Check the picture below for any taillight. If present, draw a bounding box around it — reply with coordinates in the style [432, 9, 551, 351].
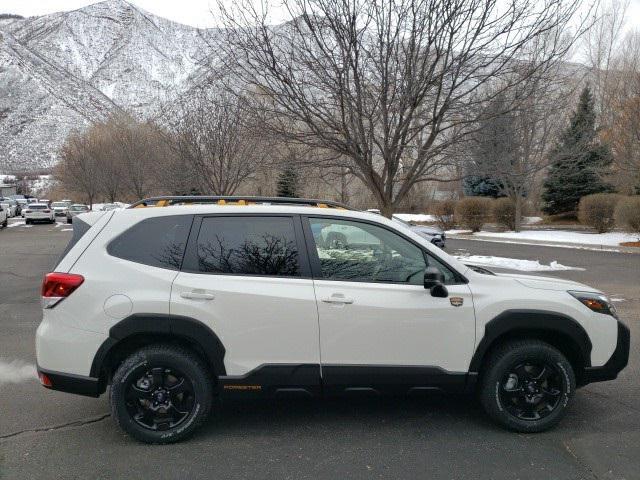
[43, 209, 51, 213]
[25, 209, 31, 214]
[41, 272, 84, 309]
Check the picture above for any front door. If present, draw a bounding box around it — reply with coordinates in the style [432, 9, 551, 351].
[304, 217, 476, 394]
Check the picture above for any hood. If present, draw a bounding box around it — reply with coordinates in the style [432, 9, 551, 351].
[497, 272, 600, 293]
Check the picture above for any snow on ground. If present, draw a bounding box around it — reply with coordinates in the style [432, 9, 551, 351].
[456, 255, 584, 271]
[395, 213, 436, 222]
[447, 229, 638, 246]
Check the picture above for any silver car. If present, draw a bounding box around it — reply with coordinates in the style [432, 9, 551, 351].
[66, 204, 90, 224]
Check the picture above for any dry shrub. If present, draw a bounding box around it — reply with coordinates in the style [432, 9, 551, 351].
[433, 199, 457, 231]
[615, 196, 640, 236]
[493, 198, 516, 231]
[455, 197, 492, 232]
[578, 193, 621, 233]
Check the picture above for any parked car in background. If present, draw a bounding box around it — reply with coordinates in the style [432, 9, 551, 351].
[366, 210, 446, 248]
[66, 204, 90, 223]
[40, 199, 51, 206]
[0, 203, 7, 228]
[0, 198, 17, 217]
[392, 216, 446, 248]
[23, 203, 55, 224]
[100, 203, 120, 212]
[51, 201, 71, 217]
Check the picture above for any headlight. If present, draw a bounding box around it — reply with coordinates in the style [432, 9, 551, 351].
[568, 291, 617, 318]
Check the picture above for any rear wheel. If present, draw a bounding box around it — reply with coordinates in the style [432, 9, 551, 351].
[110, 344, 214, 444]
[479, 340, 575, 433]
[25, 219, 31, 225]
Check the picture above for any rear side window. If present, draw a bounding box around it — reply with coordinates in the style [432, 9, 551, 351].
[107, 215, 193, 270]
[193, 216, 300, 276]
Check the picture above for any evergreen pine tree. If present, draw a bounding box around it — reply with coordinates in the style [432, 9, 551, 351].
[542, 87, 614, 215]
[276, 166, 298, 197]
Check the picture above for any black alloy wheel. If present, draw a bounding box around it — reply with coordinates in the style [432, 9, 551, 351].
[498, 361, 563, 421]
[125, 367, 195, 431]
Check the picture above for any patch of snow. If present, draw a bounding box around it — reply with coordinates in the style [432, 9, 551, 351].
[61, 228, 73, 231]
[473, 230, 637, 246]
[395, 213, 436, 223]
[524, 216, 543, 224]
[7, 221, 24, 228]
[456, 255, 584, 271]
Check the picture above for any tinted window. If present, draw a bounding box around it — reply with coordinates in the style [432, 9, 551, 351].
[195, 216, 300, 276]
[107, 215, 192, 270]
[309, 218, 426, 284]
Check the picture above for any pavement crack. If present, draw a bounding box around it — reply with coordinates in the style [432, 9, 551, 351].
[0, 413, 110, 441]
[562, 439, 600, 480]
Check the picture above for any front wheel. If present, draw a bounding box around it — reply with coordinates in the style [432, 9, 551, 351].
[479, 340, 575, 433]
[110, 344, 214, 444]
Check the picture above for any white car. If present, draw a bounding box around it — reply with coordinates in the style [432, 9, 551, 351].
[23, 203, 55, 224]
[51, 201, 71, 217]
[0, 203, 7, 228]
[1, 198, 18, 217]
[36, 196, 629, 444]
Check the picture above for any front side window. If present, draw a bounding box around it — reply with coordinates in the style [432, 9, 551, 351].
[309, 218, 427, 284]
[195, 216, 300, 276]
[107, 215, 192, 270]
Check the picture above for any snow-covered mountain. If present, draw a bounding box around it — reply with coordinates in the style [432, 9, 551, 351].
[0, 0, 220, 172]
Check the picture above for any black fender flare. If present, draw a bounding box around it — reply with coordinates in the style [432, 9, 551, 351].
[468, 309, 592, 373]
[90, 314, 226, 379]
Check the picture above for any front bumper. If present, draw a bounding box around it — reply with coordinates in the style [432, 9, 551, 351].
[580, 320, 630, 385]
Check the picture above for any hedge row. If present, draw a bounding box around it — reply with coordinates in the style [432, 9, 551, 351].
[578, 194, 640, 234]
[430, 194, 640, 234]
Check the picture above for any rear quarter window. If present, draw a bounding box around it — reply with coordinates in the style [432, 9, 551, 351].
[107, 215, 193, 270]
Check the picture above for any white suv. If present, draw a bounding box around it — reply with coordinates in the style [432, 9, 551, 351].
[36, 196, 629, 444]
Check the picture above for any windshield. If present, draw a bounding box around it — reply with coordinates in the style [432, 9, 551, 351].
[29, 205, 47, 210]
[52, 202, 67, 207]
[70, 205, 87, 211]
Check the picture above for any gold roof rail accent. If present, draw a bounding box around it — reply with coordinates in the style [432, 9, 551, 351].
[128, 196, 353, 210]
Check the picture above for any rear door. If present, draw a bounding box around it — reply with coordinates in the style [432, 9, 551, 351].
[170, 214, 321, 396]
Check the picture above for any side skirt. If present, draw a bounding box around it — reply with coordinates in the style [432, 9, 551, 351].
[218, 364, 473, 399]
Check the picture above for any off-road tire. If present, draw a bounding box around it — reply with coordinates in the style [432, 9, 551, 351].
[110, 344, 214, 444]
[479, 340, 575, 433]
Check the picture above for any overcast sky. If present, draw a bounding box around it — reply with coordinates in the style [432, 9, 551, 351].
[2, 0, 640, 31]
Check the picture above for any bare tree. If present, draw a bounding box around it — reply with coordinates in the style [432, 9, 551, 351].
[465, 57, 570, 231]
[583, 0, 629, 124]
[214, 0, 588, 216]
[57, 132, 101, 208]
[168, 90, 262, 195]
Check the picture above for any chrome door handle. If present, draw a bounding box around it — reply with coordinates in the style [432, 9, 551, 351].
[180, 291, 215, 300]
[321, 295, 354, 305]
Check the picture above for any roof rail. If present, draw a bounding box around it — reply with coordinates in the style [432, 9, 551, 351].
[128, 196, 353, 210]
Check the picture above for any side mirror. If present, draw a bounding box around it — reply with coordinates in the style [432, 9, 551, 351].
[424, 267, 445, 289]
[424, 267, 448, 298]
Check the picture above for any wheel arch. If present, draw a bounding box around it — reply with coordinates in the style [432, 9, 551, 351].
[469, 310, 592, 379]
[91, 314, 226, 393]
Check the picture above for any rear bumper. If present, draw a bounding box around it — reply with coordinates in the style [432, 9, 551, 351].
[580, 320, 630, 385]
[37, 367, 102, 397]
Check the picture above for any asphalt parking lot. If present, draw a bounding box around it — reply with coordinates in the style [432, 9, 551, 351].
[0, 219, 638, 479]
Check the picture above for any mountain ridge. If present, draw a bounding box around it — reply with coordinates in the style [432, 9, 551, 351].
[0, 0, 219, 172]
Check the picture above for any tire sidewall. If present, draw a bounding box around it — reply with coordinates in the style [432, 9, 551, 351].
[482, 343, 575, 432]
[110, 347, 212, 443]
